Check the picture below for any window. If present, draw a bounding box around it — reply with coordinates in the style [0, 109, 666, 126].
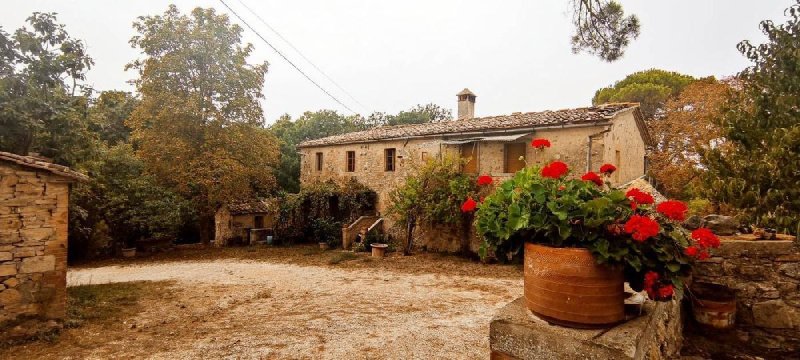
[461, 143, 478, 174]
[504, 143, 526, 173]
[346, 151, 356, 172]
[315, 152, 323, 171]
[254, 215, 264, 229]
[385, 148, 396, 171]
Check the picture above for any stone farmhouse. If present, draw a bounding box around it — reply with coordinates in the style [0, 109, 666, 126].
[0, 152, 86, 330]
[298, 89, 653, 251]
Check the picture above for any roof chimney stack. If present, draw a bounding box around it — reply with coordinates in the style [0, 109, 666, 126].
[456, 88, 476, 119]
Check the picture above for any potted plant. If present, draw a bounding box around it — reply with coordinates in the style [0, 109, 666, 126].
[311, 217, 341, 250]
[471, 138, 721, 327]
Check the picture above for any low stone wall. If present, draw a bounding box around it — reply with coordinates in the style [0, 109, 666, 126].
[490, 297, 683, 359]
[693, 237, 800, 353]
[1, 164, 70, 328]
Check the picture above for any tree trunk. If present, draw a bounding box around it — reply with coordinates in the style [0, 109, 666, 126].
[404, 215, 416, 256]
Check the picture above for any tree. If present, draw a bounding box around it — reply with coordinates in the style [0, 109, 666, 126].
[126, 5, 280, 243]
[365, 103, 452, 127]
[570, 0, 641, 62]
[0, 12, 96, 166]
[648, 78, 728, 199]
[702, 1, 800, 234]
[593, 69, 696, 119]
[88, 90, 138, 145]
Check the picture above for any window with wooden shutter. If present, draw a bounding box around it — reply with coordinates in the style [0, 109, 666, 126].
[346, 151, 355, 172]
[315, 152, 323, 171]
[385, 148, 396, 171]
[461, 143, 478, 174]
[504, 143, 526, 173]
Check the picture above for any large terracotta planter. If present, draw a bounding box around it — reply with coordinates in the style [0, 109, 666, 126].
[690, 282, 736, 330]
[524, 243, 625, 327]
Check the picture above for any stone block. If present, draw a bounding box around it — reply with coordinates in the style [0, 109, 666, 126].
[752, 299, 800, 329]
[13, 247, 38, 258]
[0, 288, 21, 305]
[0, 231, 20, 244]
[19, 227, 53, 242]
[0, 263, 17, 276]
[0, 252, 11, 261]
[715, 240, 796, 258]
[489, 297, 682, 360]
[3, 277, 19, 288]
[19, 255, 55, 274]
[779, 263, 800, 280]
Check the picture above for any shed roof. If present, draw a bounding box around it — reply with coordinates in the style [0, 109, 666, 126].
[0, 151, 88, 181]
[298, 103, 647, 148]
[226, 199, 273, 215]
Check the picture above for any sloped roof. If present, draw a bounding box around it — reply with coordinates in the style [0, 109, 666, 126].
[227, 199, 273, 215]
[298, 103, 642, 148]
[0, 151, 88, 181]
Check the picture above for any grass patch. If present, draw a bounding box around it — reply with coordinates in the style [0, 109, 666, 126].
[327, 252, 360, 265]
[67, 281, 173, 327]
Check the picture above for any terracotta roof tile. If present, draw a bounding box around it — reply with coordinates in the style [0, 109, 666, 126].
[0, 151, 88, 181]
[298, 103, 639, 147]
[227, 199, 274, 215]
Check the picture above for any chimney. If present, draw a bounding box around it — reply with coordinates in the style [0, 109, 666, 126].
[456, 88, 476, 119]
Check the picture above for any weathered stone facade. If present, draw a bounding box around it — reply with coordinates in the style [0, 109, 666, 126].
[214, 200, 277, 246]
[298, 98, 650, 252]
[693, 237, 800, 353]
[0, 152, 85, 329]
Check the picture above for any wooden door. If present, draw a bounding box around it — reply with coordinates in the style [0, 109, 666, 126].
[461, 143, 478, 174]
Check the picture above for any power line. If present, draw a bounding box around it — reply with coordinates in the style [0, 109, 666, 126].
[234, 0, 370, 113]
[218, 0, 358, 114]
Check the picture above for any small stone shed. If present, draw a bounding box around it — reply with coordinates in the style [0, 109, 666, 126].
[214, 199, 278, 246]
[0, 152, 87, 327]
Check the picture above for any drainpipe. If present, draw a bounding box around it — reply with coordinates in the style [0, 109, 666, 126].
[586, 128, 611, 172]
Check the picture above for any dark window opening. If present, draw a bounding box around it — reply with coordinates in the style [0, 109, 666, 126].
[346, 151, 356, 172]
[385, 148, 396, 172]
[315, 152, 323, 171]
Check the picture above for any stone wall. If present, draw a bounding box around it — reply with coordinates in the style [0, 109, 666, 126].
[693, 238, 800, 353]
[0, 162, 70, 327]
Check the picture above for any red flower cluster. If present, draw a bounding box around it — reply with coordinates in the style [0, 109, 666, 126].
[643, 271, 673, 300]
[599, 163, 616, 175]
[541, 161, 568, 179]
[624, 215, 660, 242]
[683, 227, 720, 260]
[625, 188, 654, 210]
[581, 171, 603, 186]
[477, 174, 493, 186]
[531, 138, 551, 149]
[461, 197, 477, 212]
[656, 200, 689, 221]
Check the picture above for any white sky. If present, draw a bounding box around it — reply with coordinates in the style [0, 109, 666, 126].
[2, 1, 789, 124]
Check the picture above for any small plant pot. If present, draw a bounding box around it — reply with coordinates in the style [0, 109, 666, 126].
[371, 243, 388, 257]
[690, 282, 737, 330]
[121, 248, 137, 258]
[319, 242, 330, 250]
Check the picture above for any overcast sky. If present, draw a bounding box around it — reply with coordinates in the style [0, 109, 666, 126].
[1, 1, 790, 124]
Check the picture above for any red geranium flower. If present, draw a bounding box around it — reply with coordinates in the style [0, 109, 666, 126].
[691, 228, 720, 248]
[477, 174, 493, 186]
[558, 185, 566, 191]
[581, 171, 603, 186]
[599, 163, 617, 175]
[684, 246, 699, 257]
[531, 138, 551, 149]
[624, 215, 660, 242]
[643, 271, 659, 287]
[625, 188, 655, 209]
[657, 284, 674, 299]
[656, 200, 689, 222]
[697, 250, 710, 260]
[461, 197, 477, 212]
[541, 161, 568, 179]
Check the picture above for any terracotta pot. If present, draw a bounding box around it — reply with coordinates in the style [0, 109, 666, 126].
[524, 243, 625, 327]
[121, 248, 136, 258]
[319, 242, 329, 250]
[690, 282, 736, 329]
[371, 243, 388, 257]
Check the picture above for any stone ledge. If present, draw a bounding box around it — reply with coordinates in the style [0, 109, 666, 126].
[711, 239, 797, 258]
[490, 297, 682, 360]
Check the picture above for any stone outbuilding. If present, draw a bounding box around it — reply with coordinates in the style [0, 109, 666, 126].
[214, 199, 278, 246]
[297, 89, 653, 252]
[0, 152, 87, 328]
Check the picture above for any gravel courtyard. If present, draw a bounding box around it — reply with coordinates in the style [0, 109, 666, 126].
[6, 247, 522, 359]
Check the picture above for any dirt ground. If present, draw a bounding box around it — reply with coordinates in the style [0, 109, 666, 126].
[3, 246, 523, 359]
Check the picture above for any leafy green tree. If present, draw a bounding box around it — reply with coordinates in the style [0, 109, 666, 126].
[365, 103, 451, 127]
[570, 0, 640, 62]
[89, 91, 138, 145]
[0, 12, 96, 166]
[127, 5, 280, 243]
[702, 1, 800, 234]
[593, 69, 696, 119]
